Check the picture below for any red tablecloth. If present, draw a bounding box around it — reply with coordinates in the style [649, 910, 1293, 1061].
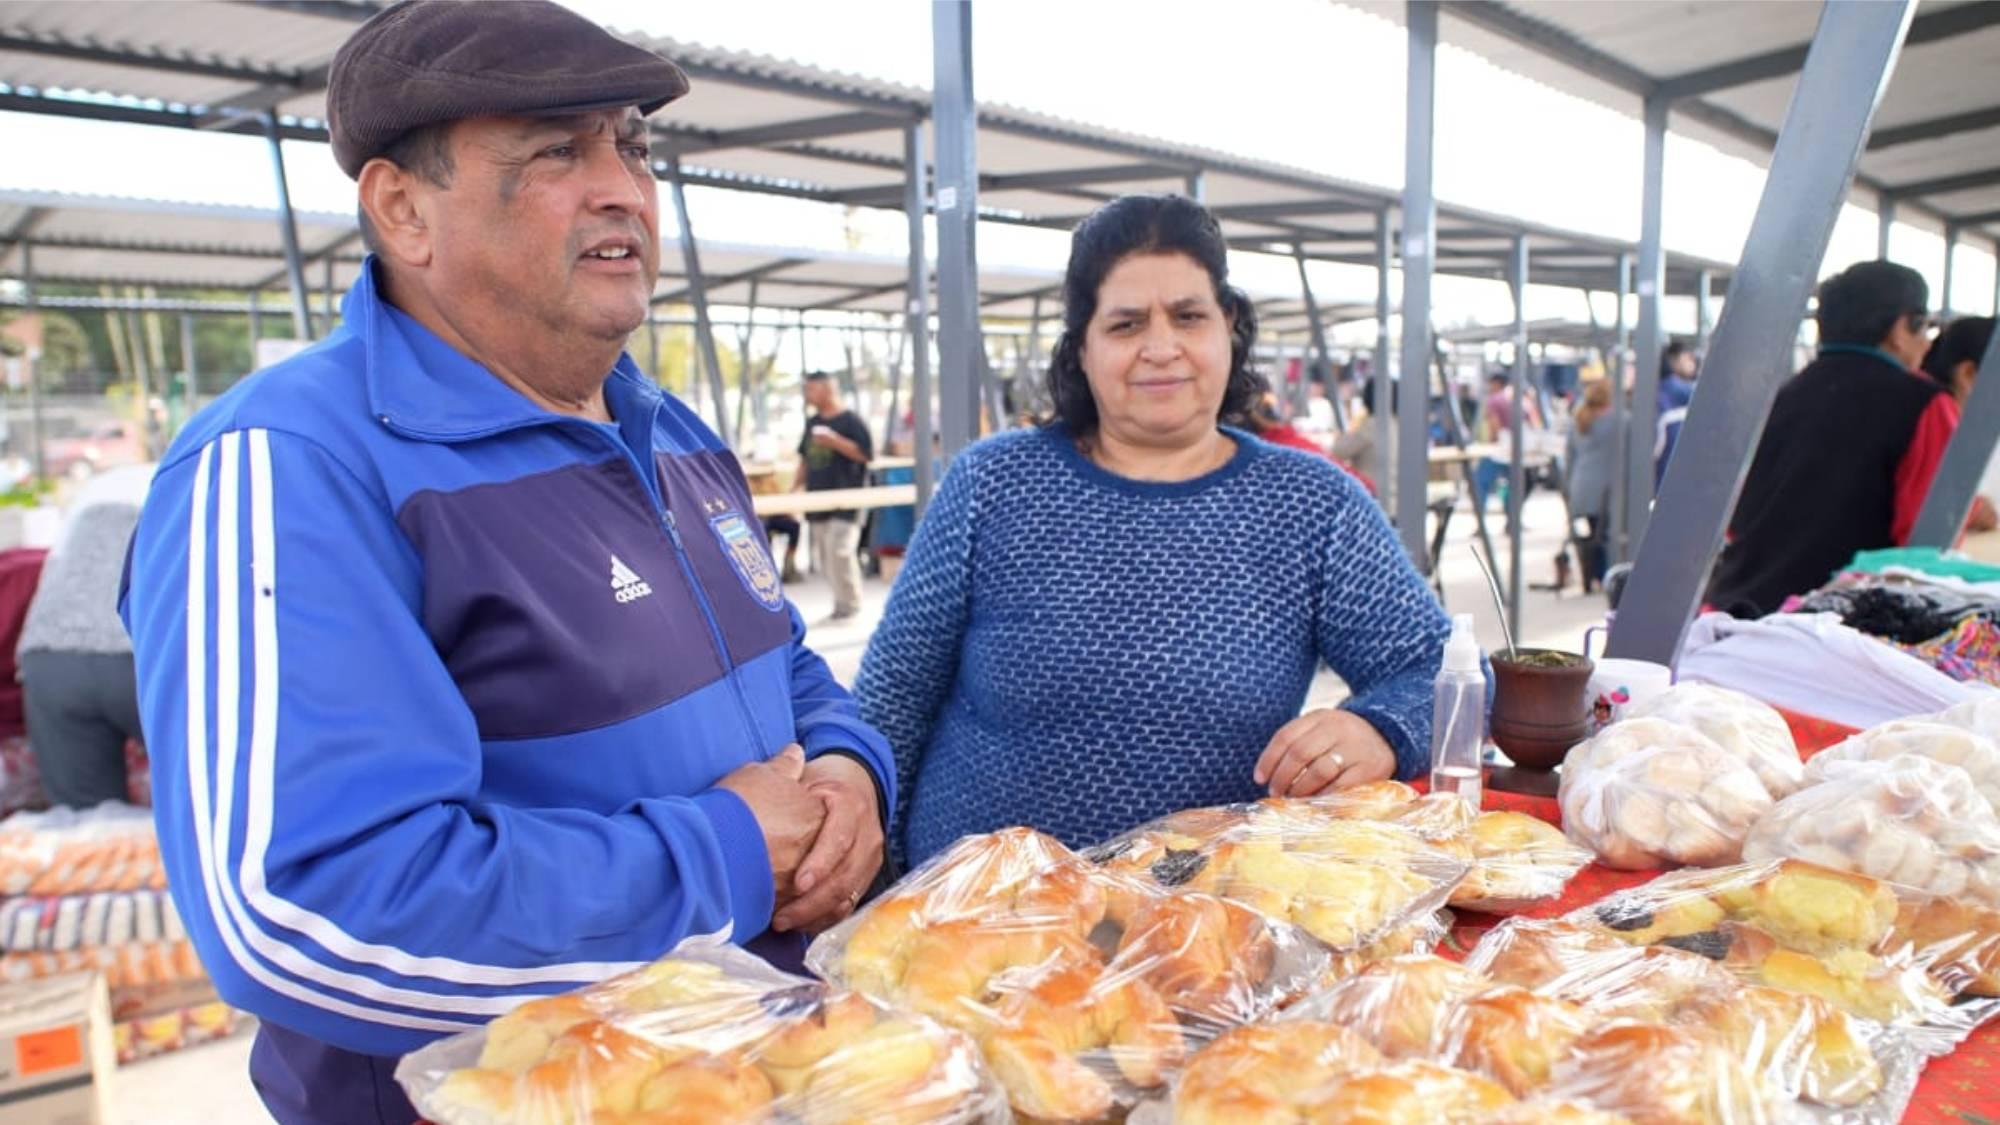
[1441, 708, 1997, 1123]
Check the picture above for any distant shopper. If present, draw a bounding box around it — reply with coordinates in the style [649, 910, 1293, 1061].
[19, 464, 151, 808]
[1653, 340, 1698, 488]
[795, 371, 874, 620]
[1707, 261, 1956, 617]
[1922, 317, 1998, 532]
[1564, 380, 1617, 593]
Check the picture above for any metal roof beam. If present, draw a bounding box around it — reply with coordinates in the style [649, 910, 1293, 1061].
[1435, 0, 1653, 95]
[808, 279, 910, 311]
[830, 161, 1185, 206]
[1945, 208, 2000, 230]
[671, 58, 925, 117]
[651, 257, 812, 306]
[247, 228, 364, 289]
[0, 31, 313, 86]
[1205, 199, 1378, 223]
[1870, 104, 2000, 150]
[0, 233, 306, 260]
[658, 111, 915, 156]
[1887, 166, 2000, 200]
[1657, 2, 2000, 102]
[224, 0, 379, 21]
[0, 90, 325, 141]
[196, 62, 334, 128]
[981, 283, 1062, 308]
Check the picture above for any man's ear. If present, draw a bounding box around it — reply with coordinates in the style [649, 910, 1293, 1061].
[357, 160, 434, 268]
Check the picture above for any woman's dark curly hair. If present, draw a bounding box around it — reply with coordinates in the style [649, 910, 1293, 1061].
[1045, 194, 1261, 436]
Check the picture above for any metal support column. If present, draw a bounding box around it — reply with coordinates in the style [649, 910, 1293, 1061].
[1396, 0, 1440, 567]
[1185, 170, 1206, 203]
[1628, 96, 1669, 554]
[1878, 198, 1896, 260]
[1909, 324, 2000, 546]
[932, 0, 981, 461]
[261, 113, 314, 340]
[1293, 246, 1344, 431]
[20, 241, 43, 481]
[1374, 205, 1397, 512]
[1942, 226, 1958, 315]
[664, 159, 733, 439]
[1506, 235, 1529, 643]
[904, 122, 936, 515]
[1609, 254, 1633, 562]
[1608, 0, 1916, 664]
[180, 312, 197, 408]
[1696, 270, 1715, 356]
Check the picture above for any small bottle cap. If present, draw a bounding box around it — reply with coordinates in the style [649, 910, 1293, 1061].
[1443, 613, 1482, 673]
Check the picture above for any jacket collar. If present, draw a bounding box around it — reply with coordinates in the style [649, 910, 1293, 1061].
[350, 256, 662, 442]
[1817, 342, 1911, 374]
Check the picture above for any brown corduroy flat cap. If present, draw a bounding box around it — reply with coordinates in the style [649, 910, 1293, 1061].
[326, 0, 690, 179]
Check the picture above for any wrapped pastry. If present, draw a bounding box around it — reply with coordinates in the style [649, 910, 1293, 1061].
[1451, 809, 1593, 914]
[1288, 1060, 1514, 1124]
[1885, 896, 2000, 997]
[1539, 944, 1737, 1025]
[1559, 719, 1774, 869]
[1929, 693, 2000, 741]
[1168, 1021, 1383, 1125]
[1434, 985, 1592, 1095]
[1622, 683, 1803, 798]
[1464, 917, 1632, 990]
[1671, 982, 1882, 1108]
[1479, 1102, 1637, 1125]
[808, 828, 1327, 1120]
[1305, 954, 1490, 1059]
[1083, 802, 1468, 952]
[397, 939, 1003, 1125]
[1804, 718, 2000, 816]
[1742, 755, 2000, 908]
[1320, 909, 1454, 984]
[1544, 1023, 1771, 1125]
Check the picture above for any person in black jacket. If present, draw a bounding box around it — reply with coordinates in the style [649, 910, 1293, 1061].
[1706, 261, 1955, 618]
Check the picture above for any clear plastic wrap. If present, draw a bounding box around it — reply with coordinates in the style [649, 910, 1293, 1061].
[1742, 755, 2000, 908]
[0, 804, 165, 896]
[1390, 795, 1595, 914]
[1131, 1045, 1517, 1125]
[1622, 683, 1805, 798]
[1802, 718, 2000, 817]
[1291, 954, 1491, 1059]
[1542, 1023, 1774, 1125]
[396, 936, 1006, 1125]
[1080, 798, 1470, 951]
[1558, 718, 1775, 870]
[805, 828, 1329, 1122]
[1433, 984, 1594, 1096]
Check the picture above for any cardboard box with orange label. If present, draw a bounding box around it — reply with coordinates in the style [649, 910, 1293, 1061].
[0, 972, 112, 1125]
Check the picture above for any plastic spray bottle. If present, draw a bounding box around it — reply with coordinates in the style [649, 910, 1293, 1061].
[1430, 613, 1486, 806]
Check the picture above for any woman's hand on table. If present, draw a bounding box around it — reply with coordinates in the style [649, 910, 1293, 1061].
[1254, 709, 1397, 797]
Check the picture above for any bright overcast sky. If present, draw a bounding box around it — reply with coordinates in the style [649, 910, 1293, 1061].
[0, 0, 1992, 332]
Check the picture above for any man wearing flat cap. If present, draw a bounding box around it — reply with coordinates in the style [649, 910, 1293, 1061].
[119, 4, 891, 1122]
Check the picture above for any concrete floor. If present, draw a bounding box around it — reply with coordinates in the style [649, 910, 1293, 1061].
[116, 488, 1605, 1121]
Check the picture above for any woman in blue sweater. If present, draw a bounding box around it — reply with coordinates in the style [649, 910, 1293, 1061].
[856, 194, 1450, 867]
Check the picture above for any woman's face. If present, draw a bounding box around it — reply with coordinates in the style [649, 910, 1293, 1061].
[1080, 251, 1234, 449]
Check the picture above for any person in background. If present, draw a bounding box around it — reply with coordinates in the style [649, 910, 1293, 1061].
[1563, 380, 1618, 594]
[1653, 340, 1698, 488]
[1332, 378, 1391, 490]
[1233, 382, 1375, 493]
[1707, 261, 1956, 617]
[1922, 316, 1998, 532]
[19, 464, 151, 808]
[856, 194, 1448, 868]
[794, 371, 873, 621]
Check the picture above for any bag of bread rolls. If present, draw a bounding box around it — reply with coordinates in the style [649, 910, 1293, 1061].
[1623, 682, 1804, 798]
[804, 827, 1331, 1122]
[1390, 796, 1594, 914]
[1558, 718, 1774, 869]
[1806, 718, 2000, 816]
[1077, 799, 1470, 953]
[396, 935, 1007, 1125]
[1744, 755, 2000, 909]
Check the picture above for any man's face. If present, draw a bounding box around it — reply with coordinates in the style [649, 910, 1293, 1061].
[804, 378, 833, 413]
[422, 108, 659, 348]
[1883, 312, 1936, 371]
[1672, 350, 1698, 379]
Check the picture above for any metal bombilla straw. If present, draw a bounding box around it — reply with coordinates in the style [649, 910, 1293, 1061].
[1469, 543, 1517, 661]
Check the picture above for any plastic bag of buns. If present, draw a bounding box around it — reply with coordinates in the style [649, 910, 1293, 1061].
[395, 936, 1007, 1125]
[1387, 794, 1594, 914]
[1078, 796, 1471, 951]
[1537, 860, 2000, 1046]
[1623, 683, 1804, 798]
[1558, 718, 1775, 869]
[804, 828, 1330, 1122]
[1803, 718, 2000, 816]
[1743, 755, 2000, 908]
[1287, 954, 1492, 1059]
[1125, 1022, 1518, 1125]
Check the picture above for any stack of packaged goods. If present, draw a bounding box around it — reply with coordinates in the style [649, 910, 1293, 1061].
[0, 803, 240, 1064]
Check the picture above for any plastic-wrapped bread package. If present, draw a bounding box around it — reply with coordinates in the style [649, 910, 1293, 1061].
[1929, 692, 2000, 742]
[804, 828, 1329, 1122]
[1289, 954, 1492, 1059]
[1545, 860, 2000, 1047]
[0, 804, 166, 897]
[1622, 683, 1805, 798]
[1081, 798, 1470, 953]
[1388, 794, 1594, 914]
[1802, 718, 2000, 816]
[396, 936, 1006, 1125]
[1742, 755, 2000, 908]
[1127, 1023, 1515, 1125]
[1319, 908, 1454, 984]
[1432, 984, 1595, 1096]
[1541, 1023, 1774, 1125]
[1558, 719, 1775, 870]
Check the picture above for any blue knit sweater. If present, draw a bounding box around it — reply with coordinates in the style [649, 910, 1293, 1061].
[855, 424, 1450, 868]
